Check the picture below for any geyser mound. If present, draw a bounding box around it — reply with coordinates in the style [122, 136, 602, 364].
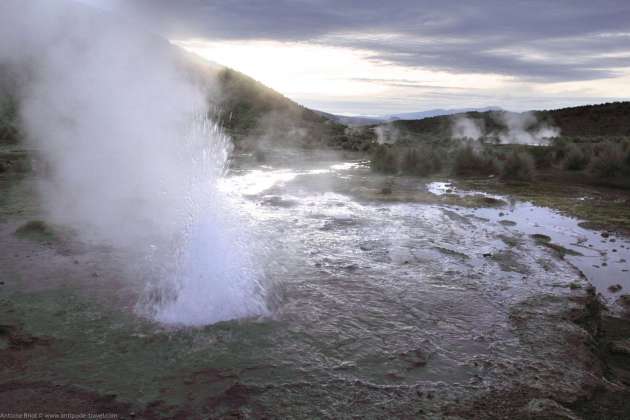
[0, 0, 268, 325]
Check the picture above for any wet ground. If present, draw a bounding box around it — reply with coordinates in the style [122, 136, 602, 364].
[1, 150, 630, 418]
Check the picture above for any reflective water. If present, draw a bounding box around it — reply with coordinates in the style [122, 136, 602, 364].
[5, 150, 626, 416]
[211, 152, 602, 388]
[429, 181, 630, 303]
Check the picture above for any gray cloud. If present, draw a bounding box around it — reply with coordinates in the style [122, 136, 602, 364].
[86, 0, 630, 83]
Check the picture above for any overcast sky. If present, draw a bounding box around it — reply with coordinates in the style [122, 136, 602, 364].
[79, 0, 630, 115]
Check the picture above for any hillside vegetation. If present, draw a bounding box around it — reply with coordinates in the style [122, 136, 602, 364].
[371, 102, 630, 145]
[209, 68, 366, 150]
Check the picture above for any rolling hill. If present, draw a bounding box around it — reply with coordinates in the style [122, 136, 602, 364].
[371, 102, 630, 145]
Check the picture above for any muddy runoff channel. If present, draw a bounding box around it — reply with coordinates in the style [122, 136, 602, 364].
[1, 150, 630, 418]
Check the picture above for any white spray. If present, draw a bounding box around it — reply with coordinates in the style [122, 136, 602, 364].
[0, 0, 267, 326]
[451, 115, 484, 140]
[497, 112, 560, 145]
[451, 112, 560, 145]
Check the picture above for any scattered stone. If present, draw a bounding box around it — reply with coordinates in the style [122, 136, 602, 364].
[400, 348, 428, 368]
[531, 233, 551, 243]
[483, 253, 492, 258]
[261, 195, 298, 208]
[569, 282, 582, 290]
[499, 220, 517, 226]
[344, 264, 358, 271]
[602, 232, 610, 238]
[609, 284, 623, 293]
[482, 197, 503, 206]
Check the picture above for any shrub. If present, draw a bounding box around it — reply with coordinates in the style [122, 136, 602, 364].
[0, 96, 21, 145]
[14, 220, 56, 242]
[589, 141, 625, 178]
[501, 151, 536, 182]
[563, 143, 590, 171]
[400, 146, 442, 176]
[452, 144, 497, 176]
[370, 144, 398, 174]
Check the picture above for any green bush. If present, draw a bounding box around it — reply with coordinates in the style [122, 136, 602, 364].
[589, 141, 626, 178]
[400, 146, 442, 176]
[452, 144, 497, 176]
[563, 143, 590, 171]
[15, 220, 56, 242]
[501, 151, 536, 181]
[370, 144, 398, 174]
[0, 96, 21, 145]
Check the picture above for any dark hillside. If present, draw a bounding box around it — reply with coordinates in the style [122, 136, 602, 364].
[375, 102, 630, 144]
[545, 102, 630, 137]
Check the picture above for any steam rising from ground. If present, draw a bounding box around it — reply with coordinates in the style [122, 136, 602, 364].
[496, 112, 560, 145]
[451, 116, 484, 141]
[374, 124, 400, 144]
[0, 0, 267, 326]
[451, 112, 560, 145]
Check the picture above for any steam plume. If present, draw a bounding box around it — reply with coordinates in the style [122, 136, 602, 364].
[0, 0, 267, 325]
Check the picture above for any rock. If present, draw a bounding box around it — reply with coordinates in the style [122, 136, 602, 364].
[602, 232, 610, 238]
[609, 284, 623, 293]
[261, 195, 298, 208]
[610, 339, 630, 355]
[400, 348, 428, 368]
[483, 253, 492, 258]
[381, 186, 392, 195]
[531, 233, 551, 243]
[521, 398, 580, 419]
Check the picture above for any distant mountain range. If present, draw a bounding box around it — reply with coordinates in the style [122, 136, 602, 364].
[318, 107, 503, 126]
[384, 107, 503, 121]
[2, 1, 630, 154]
[371, 102, 630, 145]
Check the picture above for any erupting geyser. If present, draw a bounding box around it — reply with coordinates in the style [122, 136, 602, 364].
[0, 0, 268, 325]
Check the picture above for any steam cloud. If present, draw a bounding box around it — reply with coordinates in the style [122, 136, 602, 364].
[451, 112, 560, 145]
[451, 116, 484, 140]
[0, 0, 267, 325]
[496, 111, 560, 145]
